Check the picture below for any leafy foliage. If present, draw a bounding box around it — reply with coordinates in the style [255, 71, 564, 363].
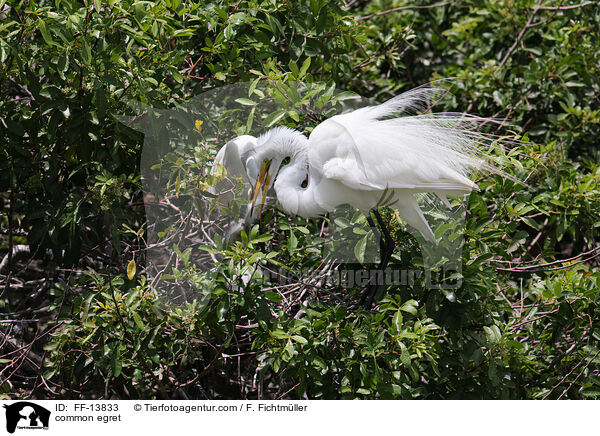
[1, 0, 600, 399]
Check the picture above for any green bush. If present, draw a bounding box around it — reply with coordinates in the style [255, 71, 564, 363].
[1, 0, 599, 399]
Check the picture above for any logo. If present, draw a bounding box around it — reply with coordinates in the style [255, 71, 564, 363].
[3, 402, 50, 434]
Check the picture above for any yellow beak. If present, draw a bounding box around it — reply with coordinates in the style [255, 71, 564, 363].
[250, 159, 272, 217]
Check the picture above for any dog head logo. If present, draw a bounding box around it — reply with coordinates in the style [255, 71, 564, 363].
[3, 402, 50, 433]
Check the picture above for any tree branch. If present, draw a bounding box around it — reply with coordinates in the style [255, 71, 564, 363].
[498, 0, 544, 69]
[539, 1, 594, 10]
[357, 2, 449, 21]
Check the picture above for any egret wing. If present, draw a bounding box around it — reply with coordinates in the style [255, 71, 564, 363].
[210, 135, 258, 239]
[212, 135, 258, 185]
[308, 86, 492, 194]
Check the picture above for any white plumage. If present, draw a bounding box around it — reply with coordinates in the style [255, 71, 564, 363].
[210, 135, 258, 239]
[212, 134, 258, 189]
[208, 84, 513, 308]
[238, 85, 502, 243]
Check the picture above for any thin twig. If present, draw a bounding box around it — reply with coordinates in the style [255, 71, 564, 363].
[538, 1, 594, 10]
[106, 268, 133, 344]
[498, 0, 544, 69]
[2, 188, 14, 299]
[557, 347, 600, 399]
[543, 347, 600, 400]
[277, 382, 300, 399]
[496, 246, 600, 272]
[356, 2, 449, 20]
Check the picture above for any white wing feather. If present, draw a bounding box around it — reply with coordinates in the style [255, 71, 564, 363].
[210, 135, 258, 239]
[212, 135, 258, 185]
[310, 87, 491, 193]
[307, 86, 501, 242]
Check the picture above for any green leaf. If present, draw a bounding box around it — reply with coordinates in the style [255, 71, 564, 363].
[132, 312, 144, 330]
[252, 233, 273, 243]
[264, 291, 283, 302]
[264, 109, 286, 127]
[310, 0, 321, 15]
[334, 217, 350, 229]
[313, 356, 327, 370]
[235, 98, 256, 106]
[291, 335, 308, 345]
[289, 60, 299, 77]
[299, 57, 311, 78]
[246, 106, 255, 132]
[37, 19, 55, 47]
[483, 325, 502, 344]
[271, 329, 288, 339]
[111, 346, 122, 378]
[399, 342, 411, 366]
[173, 29, 195, 38]
[400, 300, 418, 315]
[316, 6, 327, 34]
[82, 40, 92, 65]
[95, 86, 107, 118]
[521, 216, 541, 230]
[283, 339, 295, 360]
[354, 235, 367, 263]
[287, 230, 298, 254]
[392, 310, 403, 333]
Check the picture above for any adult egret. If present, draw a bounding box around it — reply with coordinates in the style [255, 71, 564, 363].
[217, 86, 506, 308]
[210, 135, 259, 239]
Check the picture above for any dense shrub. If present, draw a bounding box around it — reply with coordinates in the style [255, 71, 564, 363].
[1, 0, 599, 399]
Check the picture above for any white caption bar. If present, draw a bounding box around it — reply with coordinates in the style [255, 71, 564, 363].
[0, 400, 595, 435]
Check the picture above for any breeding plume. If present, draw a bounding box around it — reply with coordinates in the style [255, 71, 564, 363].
[213, 85, 505, 308]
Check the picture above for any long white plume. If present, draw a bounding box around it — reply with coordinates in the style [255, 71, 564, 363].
[332, 84, 519, 186]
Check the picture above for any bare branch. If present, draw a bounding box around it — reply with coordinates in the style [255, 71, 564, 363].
[538, 1, 594, 10]
[357, 2, 449, 21]
[498, 0, 544, 69]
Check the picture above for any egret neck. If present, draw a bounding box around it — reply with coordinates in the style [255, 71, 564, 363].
[265, 129, 325, 218]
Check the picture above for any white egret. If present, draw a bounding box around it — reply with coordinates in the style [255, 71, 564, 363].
[210, 135, 259, 239]
[216, 85, 509, 308]
[212, 135, 259, 186]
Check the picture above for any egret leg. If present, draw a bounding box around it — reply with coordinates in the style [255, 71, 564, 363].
[374, 209, 395, 266]
[359, 212, 391, 309]
[362, 209, 395, 309]
[358, 215, 382, 308]
[367, 215, 385, 258]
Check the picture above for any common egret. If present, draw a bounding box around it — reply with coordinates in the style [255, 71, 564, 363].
[210, 135, 258, 239]
[215, 85, 507, 308]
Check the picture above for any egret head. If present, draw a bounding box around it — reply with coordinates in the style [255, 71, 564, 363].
[246, 127, 302, 219]
[247, 127, 308, 219]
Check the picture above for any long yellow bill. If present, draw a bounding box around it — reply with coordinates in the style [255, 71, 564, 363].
[250, 159, 272, 217]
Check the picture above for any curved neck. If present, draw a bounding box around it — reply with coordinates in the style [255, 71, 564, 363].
[264, 130, 324, 217]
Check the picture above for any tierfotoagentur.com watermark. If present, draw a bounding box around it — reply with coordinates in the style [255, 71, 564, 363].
[122, 81, 468, 307]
